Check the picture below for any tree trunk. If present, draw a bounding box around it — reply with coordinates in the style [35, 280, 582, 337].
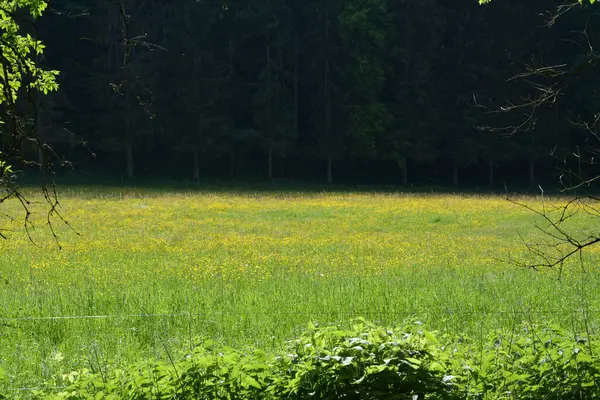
[324, 1, 333, 185]
[229, 144, 235, 178]
[194, 114, 203, 181]
[124, 81, 134, 178]
[228, 37, 235, 179]
[38, 146, 44, 172]
[324, 92, 332, 184]
[193, 147, 200, 181]
[577, 145, 582, 178]
[126, 142, 134, 178]
[399, 158, 408, 186]
[268, 143, 273, 179]
[452, 161, 459, 187]
[34, 86, 44, 173]
[37, 117, 44, 173]
[488, 158, 494, 187]
[528, 156, 535, 189]
[292, 30, 299, 139]
[266, 35, 274, 181]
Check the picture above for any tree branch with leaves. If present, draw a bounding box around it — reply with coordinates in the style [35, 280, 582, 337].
[0, 0, 70, 245]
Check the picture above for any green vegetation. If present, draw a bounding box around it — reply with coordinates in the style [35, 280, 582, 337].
[0, 0, 58, 105]
[0, 188, 599, 396]
[43, 319, 600, 399]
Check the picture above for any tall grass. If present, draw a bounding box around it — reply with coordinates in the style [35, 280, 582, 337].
[0, 188, 598, 391]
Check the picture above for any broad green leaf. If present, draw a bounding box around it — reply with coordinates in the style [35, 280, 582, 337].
[242, 376, 262, 389]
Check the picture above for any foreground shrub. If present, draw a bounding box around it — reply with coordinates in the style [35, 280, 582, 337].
[267, 320, 455, 399]
[38, 319, 600, 399]
[458, 324, 600, 399]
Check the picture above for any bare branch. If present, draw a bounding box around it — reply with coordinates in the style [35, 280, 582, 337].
[507, 193, 600, 271]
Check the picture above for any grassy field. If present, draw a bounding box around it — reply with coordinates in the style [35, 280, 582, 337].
[1, 186, 599, 392]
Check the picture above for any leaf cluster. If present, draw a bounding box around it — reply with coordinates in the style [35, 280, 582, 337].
[30, 319, 600, 399]
[0, 0, 58, 104]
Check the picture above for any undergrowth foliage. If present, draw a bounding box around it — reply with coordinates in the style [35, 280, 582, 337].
[35, 319, 600, 399]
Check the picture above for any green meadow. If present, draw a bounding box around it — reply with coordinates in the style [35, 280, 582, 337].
[0, 187, 599, 392]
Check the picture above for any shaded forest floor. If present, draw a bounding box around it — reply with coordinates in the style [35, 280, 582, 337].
[0, 187, 598, 393]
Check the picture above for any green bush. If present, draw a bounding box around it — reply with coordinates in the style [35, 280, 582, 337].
[458, 324, 600, 399]
[37, 319, 600, 399]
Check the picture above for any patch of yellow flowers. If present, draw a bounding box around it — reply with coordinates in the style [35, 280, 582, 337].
[0, 190, 557, 291]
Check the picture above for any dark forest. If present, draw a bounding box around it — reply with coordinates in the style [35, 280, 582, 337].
[24, 0, 600, 188]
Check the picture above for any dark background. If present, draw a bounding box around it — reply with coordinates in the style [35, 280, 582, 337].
[22, 0, 600, 189]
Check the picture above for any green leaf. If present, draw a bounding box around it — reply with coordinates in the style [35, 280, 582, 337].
[505, 373, 530, 382]
[405, 357, 422, 366]
[242, 376, 262, 389]
[422, 329, 439, 344]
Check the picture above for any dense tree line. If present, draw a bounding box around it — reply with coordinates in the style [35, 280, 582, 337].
[25, 0, 600, 187]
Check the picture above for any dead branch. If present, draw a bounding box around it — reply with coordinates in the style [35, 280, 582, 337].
[507, 194, 600, 272]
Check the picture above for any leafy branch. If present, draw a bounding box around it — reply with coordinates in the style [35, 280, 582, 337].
[0, 0, 76, 246]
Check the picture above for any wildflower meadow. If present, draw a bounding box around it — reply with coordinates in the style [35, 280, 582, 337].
[1, 187, 599, 396]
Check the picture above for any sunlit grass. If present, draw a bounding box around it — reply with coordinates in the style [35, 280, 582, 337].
[1, 187, 599, 391]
